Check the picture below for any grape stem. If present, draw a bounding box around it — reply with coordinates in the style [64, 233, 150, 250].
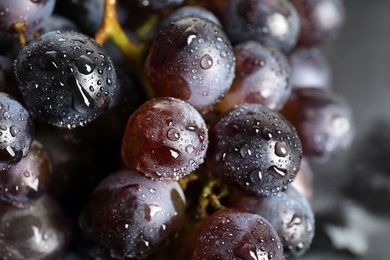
[95, 0, 154, 97]
[196, 178, 229, 220]
[13, 22, 26, 48]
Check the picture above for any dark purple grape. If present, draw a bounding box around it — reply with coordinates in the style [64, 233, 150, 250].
[192, 208, 284, 260]
[229, 187, 315, 258]
[0, 92, 34, 170]
[128, 0, 185, 11]
[0, 140, 51, 208]
[79, 168, 186, 259]
[14, 30, 117, 128]
[280, 88, 354, 162]
[145, 17, 235, 114]
[159, 6, 221, 30]
[289, 47, 332, 89]
[121, 97, 208, 180]
[54, 0, 104, 36]
[0, 0, 56, 34]
[206, 104, 302, 197]
[214, 0, 300, 52]
[217, 41, 291, 112]
[0, 194, 70, 260]
[291, 0, 346, 47]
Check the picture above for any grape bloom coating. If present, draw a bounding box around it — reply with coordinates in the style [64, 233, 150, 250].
[121, 97, 208, 180]
[207, 104, 302, 197]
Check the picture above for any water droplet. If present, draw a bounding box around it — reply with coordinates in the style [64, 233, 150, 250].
[200, 54, 213, 69]
[166, 128, 180, 141]
[67, 75, 94, 113]
[275, 141, 288, 157]
[287, 214, 302, 228]
[240, 144, 252, 158]
[9, 126, 18, 137]
[154, 146, 181, 165]
[185, 145, 195, 154]
[75, 55, 95, 75]
[250, 169, 263, 184]
[185, 123, 198, 131]
[262, 128, 273, 140]
[268, 166, 287, 180]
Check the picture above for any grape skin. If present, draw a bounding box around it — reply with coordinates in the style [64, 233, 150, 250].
[217, 41, 292, 112]
[229, 187, 315, 258]
[207, 104, 302, 197]
[145, 17, 235, 114]
[79, 168, 186, 259]
[121, 97, 208, 181]
[192, 208, 285, 260]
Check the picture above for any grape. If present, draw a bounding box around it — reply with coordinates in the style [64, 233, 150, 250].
[0, 92, 34, 170]
[0, 0, 56, 34]
[290, 0, 346, 47]
[128, 0, 185, 11]
[280, 88, 355, 161]
[14, 30, 117, 128]
[54, 0, 104, 36]
[0, 140, 51, 208]
[229, 187, 315, 258]
[289, 47, 331, 89]
[217, 41, 292, 112]
[206, 104, 302, 197]
[121, 97, 208, 180]
[145, 17, 235, 114]
[0, 194, 70, 260]
[214, 0, 300, 52]
[79, 168, 186, 259]
[192, 208, 284, 260]
[159, 6, 221, 30]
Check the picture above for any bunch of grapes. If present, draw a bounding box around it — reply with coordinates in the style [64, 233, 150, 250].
[0, 0, 354, 259]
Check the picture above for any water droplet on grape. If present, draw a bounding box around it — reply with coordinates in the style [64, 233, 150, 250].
[200, 54, 213, 69]
[9, 126, 18, 137]
[75, 55, 95, 74]
[166, 128, 180, 141]
[275, 141, 288, 157]
[262, 127, 273, 140]
[268, 165, 287, 180]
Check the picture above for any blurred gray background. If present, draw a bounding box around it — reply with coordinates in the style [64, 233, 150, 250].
[304, 0, 390, 259]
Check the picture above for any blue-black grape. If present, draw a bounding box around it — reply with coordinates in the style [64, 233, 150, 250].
[229, 187, 315, 258]
[214, 0, 300, 52]
[192, 208, 284, 260]
[280, 88, 354, 162]
[0, 194, 70, 260]
[0, 92, 34, 170]
[0, 140, 51, 208]
[207, 104, 302, 197]
[14, 30, 117, 128]
[79, 168, 186, 259]
[291, 0, 346, 47]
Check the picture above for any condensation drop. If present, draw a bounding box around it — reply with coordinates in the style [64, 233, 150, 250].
[200, 54, 213, 69]
[275, 141, 288, 157]
[166, 128, 180, 141]
[75, 55, 95, 75]
[268, 165, 287, 180]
